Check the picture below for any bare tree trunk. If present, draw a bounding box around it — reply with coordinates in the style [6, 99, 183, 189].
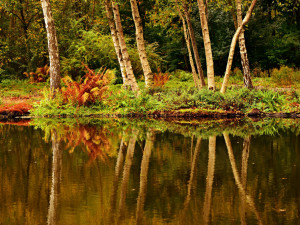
[129, 0, 154, 90]
[183, 2, 205, 87]
[47, 130, 62, 225]
[105, 0, 128, 87]
[111, 0, 140, 93]
[41, 0, 61, 96]
[136, 129, 155, 225]
[236, 0, 253, 89]
[203, 136, 216, 225]
[175, 0, 201, 90]
[197, 0, 215, 90]
[220, 0, 257, 94]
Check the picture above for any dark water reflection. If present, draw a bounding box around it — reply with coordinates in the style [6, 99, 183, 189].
[0, 119, 299, 225]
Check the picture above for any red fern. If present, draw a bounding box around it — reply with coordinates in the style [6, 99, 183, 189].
[62, 63, 109, 106]
[153, 68, 170, 88]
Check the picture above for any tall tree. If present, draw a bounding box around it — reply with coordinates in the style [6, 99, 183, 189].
[41, 0, 61, 96]
[175, 0, 202, 90]
[182, 1, 205, 87]
[220, 0, 257, 94]
[197, 0, 215, 90]
[111, 0, 140, 93]
[236, 0, 253, 88]
[129, 0, 154, 89]
[104, 0, 128, 87]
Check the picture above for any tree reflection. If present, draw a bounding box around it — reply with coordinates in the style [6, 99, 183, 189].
[136, 128, 155, 225]
[118, 128, 139, 222]
[203, 136, 216, 225]
[47, 129, 62, 225]
[223, 133, 263, 225]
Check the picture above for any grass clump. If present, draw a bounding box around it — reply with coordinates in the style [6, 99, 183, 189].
[271, 66, 300, 85]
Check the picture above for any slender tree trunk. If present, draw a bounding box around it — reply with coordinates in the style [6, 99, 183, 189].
[111, 1, 140, 93]
[236, 0, 253, 89]
[41, 0, 61, 96]
[183, 2, 205, 87]
[129, 0, 154, 89]
[175, 0, 201, 90]
[136, 129, 155, 225]
[197, 0, 215, 90]
[104, 0, 128, 87]
[220, 0, 257, 94]
[203, 136, 216, 225]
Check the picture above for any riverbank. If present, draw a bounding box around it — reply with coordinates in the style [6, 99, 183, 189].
[0, 78, 299, 119]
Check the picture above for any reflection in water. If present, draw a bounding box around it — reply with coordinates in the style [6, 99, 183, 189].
[203, 136, 216, 225]
[0, 119, 299, 224]
[118, 128, 139, 222]
[136, 128, 155, 225]
[224, 133, 263, 225]
[47, 129, 62, 225]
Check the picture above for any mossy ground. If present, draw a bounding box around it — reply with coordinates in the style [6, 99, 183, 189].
[0, 75, 299, 118]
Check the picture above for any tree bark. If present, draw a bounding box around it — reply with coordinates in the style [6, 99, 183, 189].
[111, 0, 140, 93]
[129, 0, 154, 89]
[183, 2, 205, 87]
[175, 0, 201, 90]
[41, 0, 61, 96]
[236, 0, 253, 89]
[197, 0, 215, 90]
[105, 0, 128, 87]
[220, 0, 257, 94]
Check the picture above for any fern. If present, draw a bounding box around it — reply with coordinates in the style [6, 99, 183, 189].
[62, 63, 110, 106]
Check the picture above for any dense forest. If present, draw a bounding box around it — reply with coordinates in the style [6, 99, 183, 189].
[0, 0, 299, 117]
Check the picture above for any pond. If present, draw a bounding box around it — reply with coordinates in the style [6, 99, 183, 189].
[0, 118, 299, 225]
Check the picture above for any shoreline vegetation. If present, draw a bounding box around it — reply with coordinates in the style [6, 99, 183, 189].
[0, 70, 299, 120]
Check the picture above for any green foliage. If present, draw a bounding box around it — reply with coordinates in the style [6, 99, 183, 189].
[60, 30, 162, 79]
[271, 66, 300, 85]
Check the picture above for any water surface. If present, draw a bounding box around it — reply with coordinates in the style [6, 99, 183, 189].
[0, 118, 299, 224]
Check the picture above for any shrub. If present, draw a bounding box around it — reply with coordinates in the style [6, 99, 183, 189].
[271, 66, 300, 85]
[62, 64, 110, 106]
[24, 65, 49, 83]
[153, 69, 170, 88]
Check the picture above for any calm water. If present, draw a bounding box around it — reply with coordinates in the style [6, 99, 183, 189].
[0, 119, 299, 225]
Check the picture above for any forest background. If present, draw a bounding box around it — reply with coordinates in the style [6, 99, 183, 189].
[0, 0, 299, 117]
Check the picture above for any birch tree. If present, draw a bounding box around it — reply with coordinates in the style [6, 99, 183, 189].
[111, 0, 140, 93]
[129, 0, 154, 89]
[41, 0, 61, 96]
[197, 0, 215, 90]
[221, 0, 257, 94]
[104, 0, 128, 87]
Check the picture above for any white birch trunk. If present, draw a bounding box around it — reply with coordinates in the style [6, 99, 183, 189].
[41, 0, 61, 96]
[183, 2, 206, 87]
[129, 0, 154, 89]
[220, 0, 257, 94]
[105, 0, 128, 87]
[111, 1, 140, 93]
[175, 0, 201, 90]
[197, 0, 215, 90]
